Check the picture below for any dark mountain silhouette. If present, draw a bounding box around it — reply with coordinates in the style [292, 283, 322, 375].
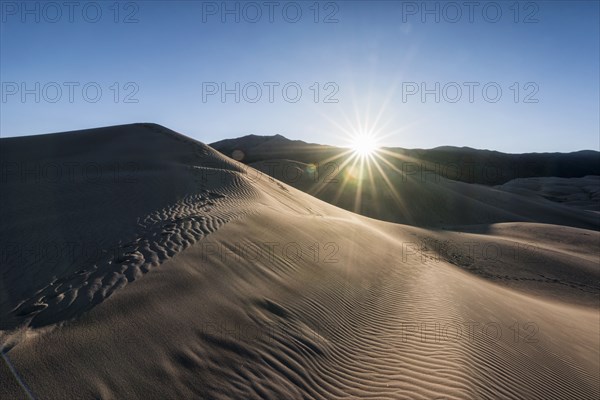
[211, 134, 600, 186]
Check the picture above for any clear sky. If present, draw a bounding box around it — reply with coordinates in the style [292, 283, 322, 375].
[1, 0, 598, 152]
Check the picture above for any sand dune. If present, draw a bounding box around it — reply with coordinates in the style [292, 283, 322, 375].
[249, 159, 599, 230]
[1, 124, 598, 399]
[497, 176, 600, 212]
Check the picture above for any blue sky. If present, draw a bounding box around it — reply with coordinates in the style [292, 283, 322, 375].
[1, 0, 598, 152]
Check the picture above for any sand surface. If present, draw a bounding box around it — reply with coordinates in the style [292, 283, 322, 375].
[1, 124, 598, 399]
[497, 176, 600, 212]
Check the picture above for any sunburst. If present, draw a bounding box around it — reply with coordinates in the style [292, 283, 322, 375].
[349, 134, 379, 158]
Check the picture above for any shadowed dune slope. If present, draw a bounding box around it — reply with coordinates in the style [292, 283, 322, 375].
[1, 124, 598, 399]
[497, 175, 600, 212]
[248, 160, 599, 230]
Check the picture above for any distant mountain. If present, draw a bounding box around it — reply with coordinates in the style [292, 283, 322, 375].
[211, 134, 336, 163]
[211, 135, 600, 185]
[210, 133, 291, 151]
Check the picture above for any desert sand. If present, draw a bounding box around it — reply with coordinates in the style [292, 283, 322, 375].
[1, 124, 598, 399]
[497, 176, 600, 212]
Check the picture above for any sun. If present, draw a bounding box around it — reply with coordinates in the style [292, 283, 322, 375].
[350, 134, 379, 157]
